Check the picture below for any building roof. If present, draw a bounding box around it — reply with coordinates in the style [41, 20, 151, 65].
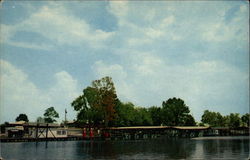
[9, 121, 26, 125]
[173, 126, 210, 130]
[108, 126, 171, 130]
[106, 126, 210, 130]
[6, 122, 61, 128]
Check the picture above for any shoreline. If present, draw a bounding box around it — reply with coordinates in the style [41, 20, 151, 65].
[1, 135, 249, 143]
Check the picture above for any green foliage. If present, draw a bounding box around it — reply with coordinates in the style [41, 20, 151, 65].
[113, 102, 136, 126]
[161, 98, 195, 126]
[72, 76, 118, 127]
[201, 110, 224, 127]
[113, 102, 152, 126]
[183, 114, 196, 126]
[241, 113, 250, 127]
[133, 108, 152, 126]
[227, 113, 241, 128]
[44, 107, 59, 123]
[201, 110, 244, 128]
[148, 106, 162, 126]
[16, 114, 29, 122]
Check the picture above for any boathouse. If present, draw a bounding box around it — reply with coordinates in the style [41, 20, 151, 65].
[102, 126, 210, 140]
[4, 121, 68, 138]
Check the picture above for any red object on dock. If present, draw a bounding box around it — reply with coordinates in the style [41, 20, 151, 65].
[82, 129, 86, 138]
[89, 129, 94, 138]
[104, 132, 109, 138]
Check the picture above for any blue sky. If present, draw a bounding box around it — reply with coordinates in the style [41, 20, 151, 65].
[0, 1, 249, 123]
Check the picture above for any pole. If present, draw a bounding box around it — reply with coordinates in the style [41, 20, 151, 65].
[65, 109, 67, 125]
[45, 123, 48, 139]
[35, 123, 39, 140]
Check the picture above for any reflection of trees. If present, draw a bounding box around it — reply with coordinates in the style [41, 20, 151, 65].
[75, 138, 196, 159]
[74, 137, 249, 159]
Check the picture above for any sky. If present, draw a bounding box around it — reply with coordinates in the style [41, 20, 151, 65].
[0, 1, 249, 123]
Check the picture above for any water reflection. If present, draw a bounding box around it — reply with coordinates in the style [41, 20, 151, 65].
[1, 136, 249, 159]
[191, 136, 249, 159]
[75, 138, 196, 159]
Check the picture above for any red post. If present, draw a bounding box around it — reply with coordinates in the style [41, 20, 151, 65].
[82, 128, 86, 139]
[89, 128, 94, 139]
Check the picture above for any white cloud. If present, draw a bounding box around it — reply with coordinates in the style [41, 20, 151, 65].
[1, 5, 114, 50]
[108, 1, 129, 23]
[0, 59, 80, 123]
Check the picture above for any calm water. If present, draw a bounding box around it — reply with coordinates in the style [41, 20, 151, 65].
[1, 136, 249, 160]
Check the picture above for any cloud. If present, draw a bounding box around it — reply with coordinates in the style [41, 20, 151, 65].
[1, 4, 114, 50]
[0, 59, 80, 123]
[1, 1, 248, 123]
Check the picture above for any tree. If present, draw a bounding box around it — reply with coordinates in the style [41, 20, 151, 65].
[72, 76, 118, 127]
[201, 110, 224, 127]
[148, 106, 162, 126]
[16, 114, 29, 122]
[44, 107, 59, 123]
[161, 97, 194, 126]
[133, 108, 152, 126]
[112, 102, 136, 126]
[36, 116, 45, 123]
[227, 113, 241, 128]
[183, 114, 196, 126]
[241, 113, 250, 127]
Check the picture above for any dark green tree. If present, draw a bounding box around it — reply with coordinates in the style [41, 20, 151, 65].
[44, 107, 59, 123]
[162, 97, 194, 126]
[148, 106, 162, 126]
[183, 114, 196, 126]
[241, 113, 250, 127]
[16, 113, 29, 122]
[227, 113, 241, 128]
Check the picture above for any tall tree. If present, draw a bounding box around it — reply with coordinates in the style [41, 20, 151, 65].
[16, 114, 29, 122]
[44, 107, 59, 123]
[72, 76, 118, 127]
[162, 97, 194, 126]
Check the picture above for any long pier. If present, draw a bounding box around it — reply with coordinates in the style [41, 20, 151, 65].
[1, 126, 249, 142]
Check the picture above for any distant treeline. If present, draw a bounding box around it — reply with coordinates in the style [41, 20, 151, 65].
[3, 76, 249, 129]
[71, 76, 250, 128]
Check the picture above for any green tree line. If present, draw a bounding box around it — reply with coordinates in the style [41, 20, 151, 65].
[71, 76, 250, 128]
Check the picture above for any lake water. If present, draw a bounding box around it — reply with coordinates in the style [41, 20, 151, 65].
[1, 136, 249, 160]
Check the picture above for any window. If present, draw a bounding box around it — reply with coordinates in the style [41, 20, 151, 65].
[57, 131, 62, 135]
[57, 130, 66, 135]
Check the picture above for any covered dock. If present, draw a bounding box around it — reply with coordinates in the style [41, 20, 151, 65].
[103, 126, 210, 140]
